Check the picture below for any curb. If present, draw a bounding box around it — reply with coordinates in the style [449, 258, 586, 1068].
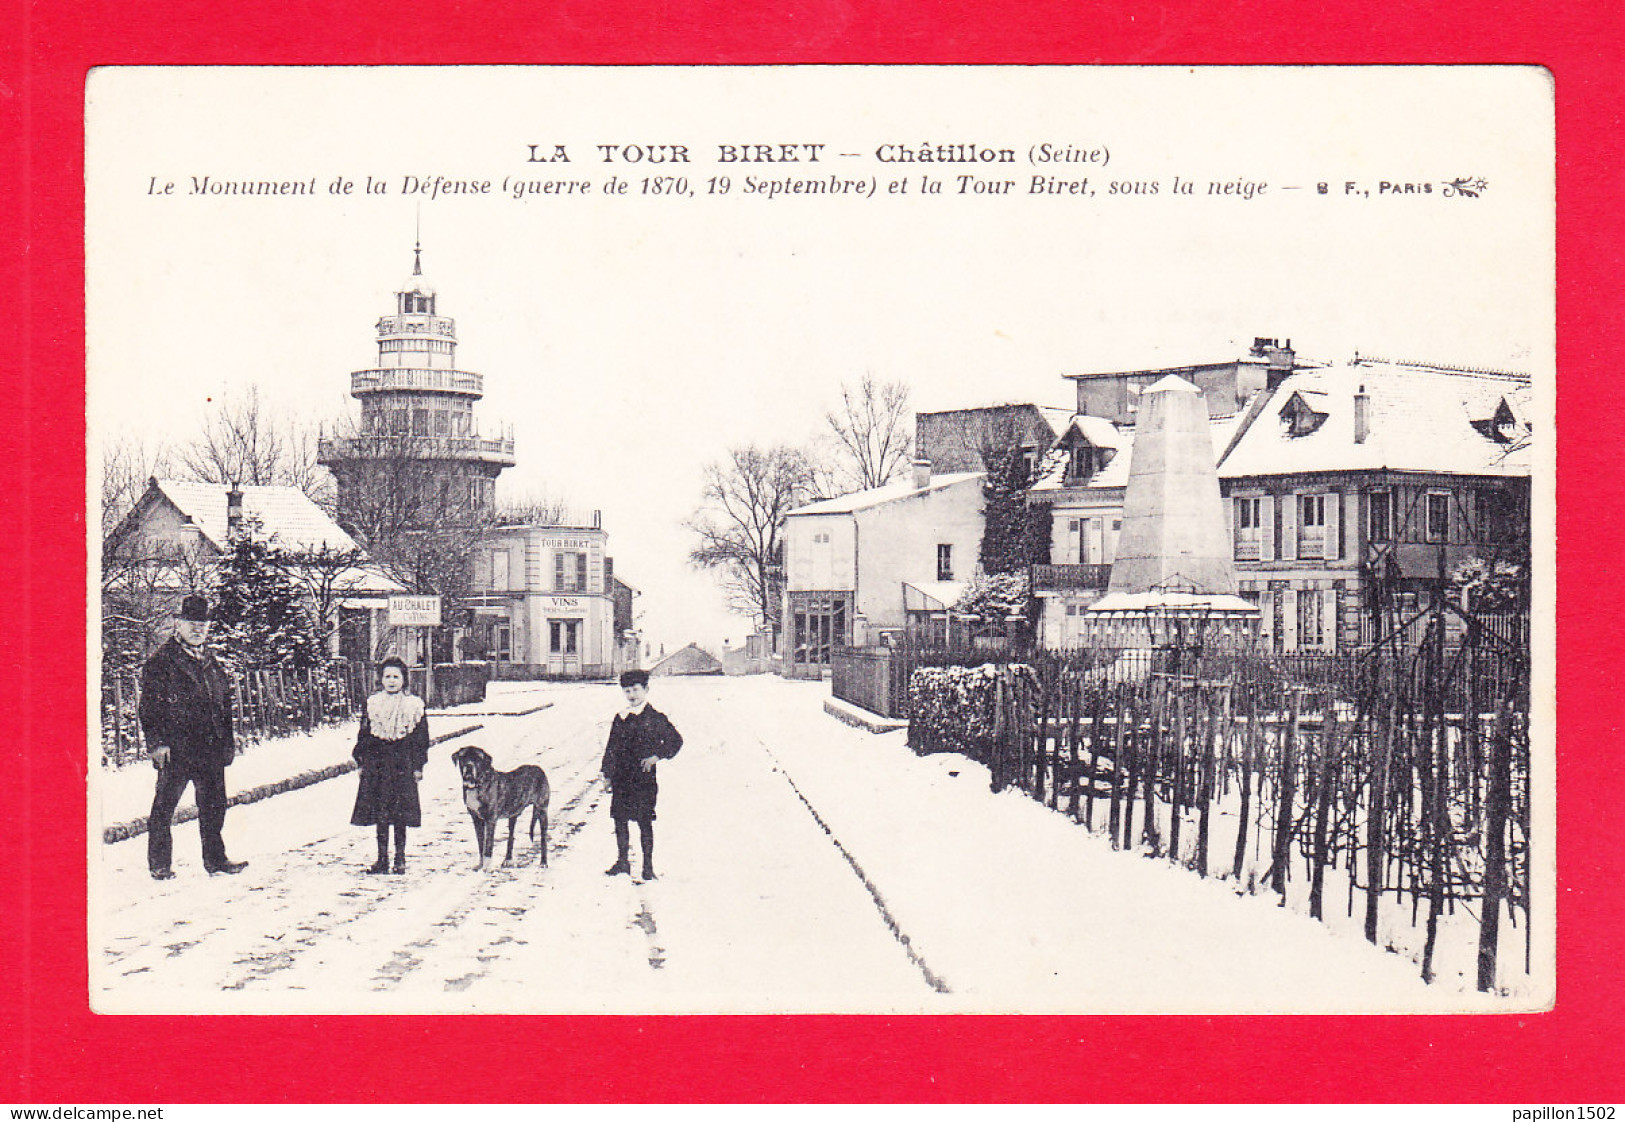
[426, 702, 553, 719]
[102, 722, 486, 845]
[823, 697, 908, 735]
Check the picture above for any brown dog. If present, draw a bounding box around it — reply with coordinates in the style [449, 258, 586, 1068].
[451, 745, 550, 870]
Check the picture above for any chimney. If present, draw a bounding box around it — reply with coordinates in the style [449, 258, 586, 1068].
[911, 457, 932, 490]
[226, 484, 244, 540]
[1262, 337, 1296, 389]
[1353, 384, 1370, 444]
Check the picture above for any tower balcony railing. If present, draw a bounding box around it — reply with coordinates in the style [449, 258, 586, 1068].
[318, 431, 516, 467]
[351, 367, 484, 397]
[377, 316, 456, 337]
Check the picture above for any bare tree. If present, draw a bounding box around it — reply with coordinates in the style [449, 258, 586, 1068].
[322, 427, 501, 659]
[825, 373, 913, 492]
[276, 542, 372, 647]
[687, 444, 819, 633]
[176, 386, 333, 508]
[101, 433, 171, 537]
[101, 530, 214, 668]
[495, 486, 576, 527]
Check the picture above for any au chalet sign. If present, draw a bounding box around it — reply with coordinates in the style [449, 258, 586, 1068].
[388, 595, 443, 627]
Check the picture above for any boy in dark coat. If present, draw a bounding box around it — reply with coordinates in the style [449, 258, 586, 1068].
[601, 669, 683, 881]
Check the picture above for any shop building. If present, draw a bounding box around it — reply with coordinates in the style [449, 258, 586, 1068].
[780, 461, 984, 676]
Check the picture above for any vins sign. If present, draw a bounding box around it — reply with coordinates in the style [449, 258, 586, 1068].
[388, 595, 443, 627]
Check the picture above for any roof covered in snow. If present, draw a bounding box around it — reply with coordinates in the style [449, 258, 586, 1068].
[1036, 405, 1078, 434]
[1216, 360, 1532, 479]
[142, 479, 364, 552]
[1086, 591, 1259, 614]
[1063, 353, 1270, 380]
[1031, 412, 1244, 494]
[788, 471, 984, 516]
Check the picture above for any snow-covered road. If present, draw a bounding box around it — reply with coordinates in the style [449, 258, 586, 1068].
[92, 676, 1501, 1014]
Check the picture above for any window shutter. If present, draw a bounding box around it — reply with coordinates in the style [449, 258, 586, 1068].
[577, 553, 588, 592]
[1258, 591, 1274, 642]
[554, 552, 565, 591]
[1260, 496, 1276, 561]
[1324, 491, 1341, 560]
[1280, 491, 1298, 561]
[1281, 586, 1299, 651]
[1322, 588, 1340, 652]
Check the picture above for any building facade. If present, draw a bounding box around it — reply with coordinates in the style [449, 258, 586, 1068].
[1218, 359, 1530, 652]
[464, 518, 620, 678]
[780, 464, 984, 675]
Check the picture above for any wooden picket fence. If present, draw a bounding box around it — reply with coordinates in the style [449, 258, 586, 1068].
[101, 661, 372, 768]
[907, 646, 1530, 991]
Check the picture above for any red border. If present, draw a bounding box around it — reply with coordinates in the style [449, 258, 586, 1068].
[10, 1, 1623, 1104]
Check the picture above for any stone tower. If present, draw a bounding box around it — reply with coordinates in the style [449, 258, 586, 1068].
[319, 244, 515, 534]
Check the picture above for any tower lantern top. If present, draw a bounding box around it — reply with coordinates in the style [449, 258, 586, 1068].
[397, 243, 436, 312]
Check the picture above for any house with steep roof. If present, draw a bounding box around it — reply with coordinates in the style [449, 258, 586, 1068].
[1218, 358, 1530, 652]
[1028, 353, 1531, 652]
[781, 462, 985, 675]
[103, 477, 405, 660]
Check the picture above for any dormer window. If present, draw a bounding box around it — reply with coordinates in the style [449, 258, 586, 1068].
[1279, 392, 1328, 437]
[1471, 397, 1525, 444]
[1068, 442, 1096, 481]
[1066, 439, 1116, 482]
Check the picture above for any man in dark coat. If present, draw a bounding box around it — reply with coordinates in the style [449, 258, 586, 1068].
[601, 669, 683, 881]
[138, 594, 248, 880]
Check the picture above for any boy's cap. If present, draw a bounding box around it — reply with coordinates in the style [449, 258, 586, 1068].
[619, 669, 650, 688]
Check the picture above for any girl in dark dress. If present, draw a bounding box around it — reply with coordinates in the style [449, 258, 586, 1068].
[351, 657, 430, 874]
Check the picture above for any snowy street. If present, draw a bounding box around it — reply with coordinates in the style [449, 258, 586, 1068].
[92, 676, 1497, 1014]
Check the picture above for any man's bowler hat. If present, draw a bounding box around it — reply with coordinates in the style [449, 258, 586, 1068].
[177, 594, 213, 622]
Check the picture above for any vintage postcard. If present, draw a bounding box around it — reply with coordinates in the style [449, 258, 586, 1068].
[87, 66, 1554, 1015]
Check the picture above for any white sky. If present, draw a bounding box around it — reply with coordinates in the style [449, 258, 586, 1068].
[87, 66, 1554, 651]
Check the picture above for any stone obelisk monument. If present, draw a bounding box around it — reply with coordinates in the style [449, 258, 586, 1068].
[1105, 374, 1237, 597]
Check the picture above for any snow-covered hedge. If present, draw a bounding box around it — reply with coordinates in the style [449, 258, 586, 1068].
[908, 663, 1009, 756]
